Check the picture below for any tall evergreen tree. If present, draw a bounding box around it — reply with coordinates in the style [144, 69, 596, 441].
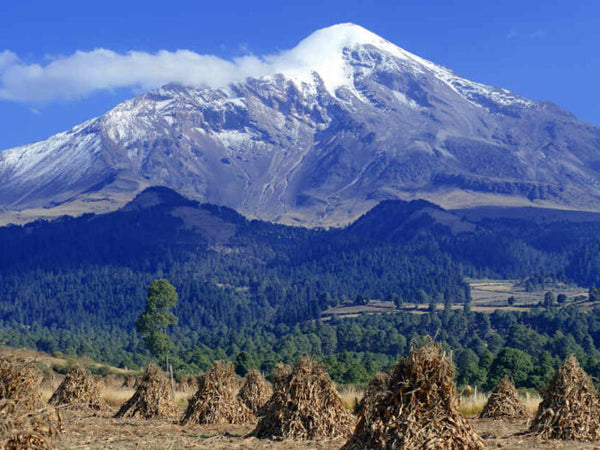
[136, 279, 178, 367]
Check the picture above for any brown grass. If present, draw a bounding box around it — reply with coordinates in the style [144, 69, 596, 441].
[17, 406, 600, 450]
[458, 392, 488, 416]
[337, 384, 363, 412]
[120, 374, 137, 389]
[460, 390, 540, 417]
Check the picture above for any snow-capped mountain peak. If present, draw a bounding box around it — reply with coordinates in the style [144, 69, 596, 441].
[266, 23, 417, 95]
[262, 23, 530, 108]
[0, 24, 599, 227]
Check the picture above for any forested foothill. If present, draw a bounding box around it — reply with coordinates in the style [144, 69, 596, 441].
[2, 186, 600, 387]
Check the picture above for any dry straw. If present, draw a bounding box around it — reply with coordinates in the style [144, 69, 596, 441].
[0, 355, 62, 450]
[48, 365, 107, 410]
[255, 363, 291, 419]
[114, 363, 178, 419]
[342, 338, 484, 450]
[354, 372, 389, 416]
[479, 375, 528, 420]
[238, 369, 272, 415]
[180, 360, 253, 425]
[251, 356, 355, 440]
[176, 375, 197, 393]
[0, 355, 41, 408]
[528, 355, 600, 440]
[120, 374, 137, 389]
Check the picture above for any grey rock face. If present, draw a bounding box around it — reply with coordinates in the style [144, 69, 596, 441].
[1, 24, 599, 226]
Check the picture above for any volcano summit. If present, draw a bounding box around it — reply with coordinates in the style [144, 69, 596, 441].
[1, 24, 599, 226]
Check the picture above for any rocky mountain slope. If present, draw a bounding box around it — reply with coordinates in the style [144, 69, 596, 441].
[1, 23, 600, 226]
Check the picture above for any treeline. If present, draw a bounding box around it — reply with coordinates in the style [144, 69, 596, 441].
[3, 305, 600, 391]
[2, 192, 600, 338]
[2, 188, 600, 387]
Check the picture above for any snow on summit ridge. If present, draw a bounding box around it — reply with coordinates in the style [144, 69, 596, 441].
[262, 23, 531, 106]
[267, 23, 417, 95]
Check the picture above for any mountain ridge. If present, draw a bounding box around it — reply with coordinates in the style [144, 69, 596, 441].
[1, 23, 600, 227]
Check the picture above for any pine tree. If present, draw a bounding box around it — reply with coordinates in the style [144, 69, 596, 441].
[136, 279, 178, 367]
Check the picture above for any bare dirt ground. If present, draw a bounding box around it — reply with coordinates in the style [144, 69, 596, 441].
[55, 408, 342, 450]
[52, 408, 600, 450]
[474, 418, 600, 450]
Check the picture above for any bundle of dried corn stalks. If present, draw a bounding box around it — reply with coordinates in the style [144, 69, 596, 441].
[238, 369, 272, 415]
[353, 372, 389, 416]
[479, 375, 528, 420]
[0, 400, 63, 450]
[48, 365, 107, 410]
[180, 361, 253, 425]
[252, 356, 355, 440]
[114, 364, 177, 419]
[0, 355, 41, 408]
[255, 363, 291, 419]
[343, 338, 484, 450]
[120, 374, 137, 389]
[0, 356, 62, 450]
[528, 355, 600, 440]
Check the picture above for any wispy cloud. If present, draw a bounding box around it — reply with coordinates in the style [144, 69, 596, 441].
[506, 30, 519, 40]
[505, 28, 548, 42]
[0, 49, 270, 102]
[0, 23, 387, 103]
[530, 30, 547, 39]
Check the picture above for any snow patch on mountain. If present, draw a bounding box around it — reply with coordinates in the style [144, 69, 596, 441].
[0, 119, 98, 177]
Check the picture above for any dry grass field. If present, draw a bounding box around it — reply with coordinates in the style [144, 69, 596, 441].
[4, 346, 600, 449]
[35, 382, 600, 450]
[46, 396, 600, 450]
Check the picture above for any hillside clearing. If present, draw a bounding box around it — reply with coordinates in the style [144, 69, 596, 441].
[322, 278, 590, 319]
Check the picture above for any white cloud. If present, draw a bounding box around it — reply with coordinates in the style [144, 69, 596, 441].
[0, 23, 401, 103]
[0, 48, 271, 102]
[0, 50, 19, 70]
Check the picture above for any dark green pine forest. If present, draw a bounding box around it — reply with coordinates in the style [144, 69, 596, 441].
[2, 186, 600, 389]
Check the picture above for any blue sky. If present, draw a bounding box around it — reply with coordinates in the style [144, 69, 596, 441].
[0, 0, 598, 150]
